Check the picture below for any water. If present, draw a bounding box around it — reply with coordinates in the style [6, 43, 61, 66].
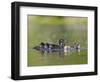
[28, 16, 88, 67]
[28, 49, 87, 66]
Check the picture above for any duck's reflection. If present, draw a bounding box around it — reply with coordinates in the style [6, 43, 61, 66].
[35, 46, 81, 58]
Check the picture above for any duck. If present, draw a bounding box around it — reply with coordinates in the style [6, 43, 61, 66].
[33, 39, 65, 52]
[33, 39, 80, 53]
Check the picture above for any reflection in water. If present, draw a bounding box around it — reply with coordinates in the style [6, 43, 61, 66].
[28, 44, 87, 66]
[30, 39, 87, 67]
[34, 47, 81, 59]
[28, 48, 87, 66]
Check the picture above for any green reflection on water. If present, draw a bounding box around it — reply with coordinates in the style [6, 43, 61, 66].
[28, 49, 87, 66]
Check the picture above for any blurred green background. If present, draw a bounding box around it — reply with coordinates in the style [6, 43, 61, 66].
[28, 15, 88, 66]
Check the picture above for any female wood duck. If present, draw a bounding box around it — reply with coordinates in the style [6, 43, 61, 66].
[59, 39, 65, 49]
